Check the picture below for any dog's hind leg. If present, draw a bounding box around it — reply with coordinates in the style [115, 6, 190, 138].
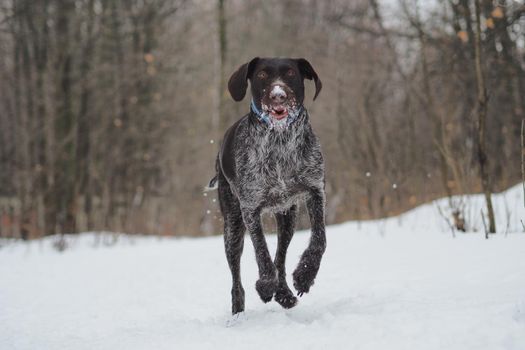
[273, 206, 298, 309]
[224, 212, 245, 315]
[293, 189, 327, 296]
[242, 208, 278, 303]
[219, 176, 246, 315]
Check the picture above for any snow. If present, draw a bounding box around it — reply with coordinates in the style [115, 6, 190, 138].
[1, 185, 524, 350]
[270, 84, 286, 98]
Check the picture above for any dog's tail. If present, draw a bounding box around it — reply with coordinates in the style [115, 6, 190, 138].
[204, 155, 220, 192]
[204, 174, 218, 192]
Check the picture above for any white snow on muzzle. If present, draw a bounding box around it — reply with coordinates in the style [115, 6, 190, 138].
[270, 84, 286, 98]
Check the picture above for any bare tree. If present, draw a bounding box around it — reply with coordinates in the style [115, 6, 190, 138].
[474, 0, 496, 233]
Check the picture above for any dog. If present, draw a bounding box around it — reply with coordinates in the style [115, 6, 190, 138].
[209, 57, 326, 315]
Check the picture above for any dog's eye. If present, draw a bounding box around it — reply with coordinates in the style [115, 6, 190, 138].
[257, 71, 268, 79]
[286, 69, 295, 77]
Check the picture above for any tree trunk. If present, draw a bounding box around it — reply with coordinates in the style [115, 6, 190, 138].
[54, 0, 76, 234]
[217, 0, 228, 132]
[75, 0, 95, 231]
[474, 0, 496, 234]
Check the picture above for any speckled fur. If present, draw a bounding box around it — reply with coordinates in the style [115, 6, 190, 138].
[214, 58, 326, 315]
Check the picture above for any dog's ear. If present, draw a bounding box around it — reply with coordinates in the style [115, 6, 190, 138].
[296, 58, 322, 101]
[228, 57, 260, 102]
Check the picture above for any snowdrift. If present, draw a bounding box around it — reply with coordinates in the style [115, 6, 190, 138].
[1, 185, 524, 350]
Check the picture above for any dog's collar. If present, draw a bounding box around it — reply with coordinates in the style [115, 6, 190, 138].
[250, 100, 304, 127]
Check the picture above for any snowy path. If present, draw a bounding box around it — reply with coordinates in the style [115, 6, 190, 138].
[1, 186, 525, 350]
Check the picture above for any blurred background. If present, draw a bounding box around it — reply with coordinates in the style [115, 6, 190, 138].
[0, 0, 523, 238]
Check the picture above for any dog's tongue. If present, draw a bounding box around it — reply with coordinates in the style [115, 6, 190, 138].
[271, 106, 288, 120]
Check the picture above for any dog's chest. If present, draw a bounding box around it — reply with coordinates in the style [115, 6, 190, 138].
[241, 131, 308, 209]
[251, 132, 300, 176]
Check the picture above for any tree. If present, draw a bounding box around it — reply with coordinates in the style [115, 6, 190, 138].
[474, 0, 496, 233]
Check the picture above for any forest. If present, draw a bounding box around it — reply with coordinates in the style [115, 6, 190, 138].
[0, 0, 524, 238]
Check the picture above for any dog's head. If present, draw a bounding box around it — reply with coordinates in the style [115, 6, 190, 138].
[228, 57, 322, 127]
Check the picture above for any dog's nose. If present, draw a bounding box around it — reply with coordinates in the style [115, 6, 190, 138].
[270, 85, 287, 103]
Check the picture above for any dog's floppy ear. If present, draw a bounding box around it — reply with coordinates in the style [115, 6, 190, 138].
[296, 58, 322, 101]
[228, 57, 260, 102]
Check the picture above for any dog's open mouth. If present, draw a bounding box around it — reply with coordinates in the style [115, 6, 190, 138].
[269, 106, 288, 120]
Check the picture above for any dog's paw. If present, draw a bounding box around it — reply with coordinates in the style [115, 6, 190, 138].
[231, 285, 245, 315]
[293, 250, 322, 296]
[274, 287, 298, 309]
[255, 277, 278, 303]
[292, 265, 314, 296]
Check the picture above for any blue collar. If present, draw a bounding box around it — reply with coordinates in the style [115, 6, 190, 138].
[250, 100, 304, 127]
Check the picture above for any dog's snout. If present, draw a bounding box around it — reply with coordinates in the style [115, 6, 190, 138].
[270, 85, 287, 103]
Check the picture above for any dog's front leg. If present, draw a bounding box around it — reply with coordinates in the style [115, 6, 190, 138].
[293, 188, 327, 296]
[274, 206, 298, 309]
[242, 208, 278, 303]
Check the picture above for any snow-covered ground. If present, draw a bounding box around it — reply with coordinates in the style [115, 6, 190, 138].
[1, 185, 524, 350]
